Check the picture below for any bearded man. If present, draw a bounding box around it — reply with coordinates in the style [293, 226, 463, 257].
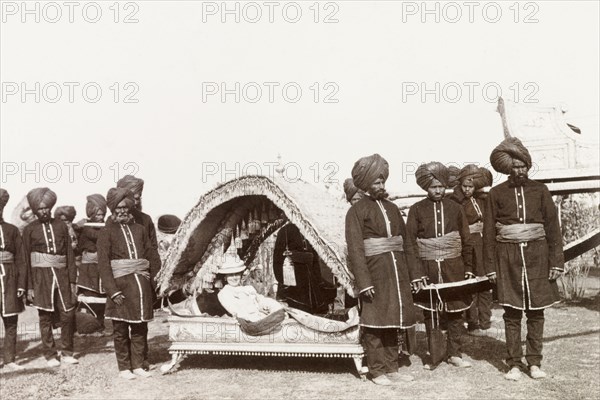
[345, 154, 424, 385]
[98, 188, 160, 380]
[23, 188, 79, 367]
[484, 137, 563, 381]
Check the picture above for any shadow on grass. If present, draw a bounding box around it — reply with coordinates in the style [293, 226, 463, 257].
[178, 353, 357, 375]
[14, 330, 116, 365]
[563, 293, 600, 312]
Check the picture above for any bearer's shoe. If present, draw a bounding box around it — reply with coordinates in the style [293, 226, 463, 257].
[133, 368, 153, 378]
[387, 371, 414, 382]
[3, 362, 24, 372]
[448, 356, 472, 368]
[46, 358, 61, 368]
[119, 370, 137, 380]
[371, 375, 393, 386]
[504, 367, 522, 381]
[62, 356, 79, 365]
[529, 366, 547, 379]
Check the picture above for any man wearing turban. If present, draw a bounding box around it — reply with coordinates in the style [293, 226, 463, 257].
[0, 189, 27, 371]
[117, 176, 160, 275]
[483, 138, 563, 381]
[76, 194, 108, 331]
[406, 162, 475, 369]
[346, 154, 423, 385]
[116, 175, 160, 371]
[22, 188, 79, 367]
[450, 165, 493, 336]
[54, 206, 79, 252]
[98, 187, 160, 380]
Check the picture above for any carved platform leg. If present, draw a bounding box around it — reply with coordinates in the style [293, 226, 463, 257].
[353, 356, 368, 381]
[160, 352, 186, 374]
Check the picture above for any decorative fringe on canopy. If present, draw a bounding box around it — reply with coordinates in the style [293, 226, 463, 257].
[156, 175, 355, 297]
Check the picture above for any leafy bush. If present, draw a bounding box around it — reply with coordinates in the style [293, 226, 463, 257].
[557, 194, 600, 300]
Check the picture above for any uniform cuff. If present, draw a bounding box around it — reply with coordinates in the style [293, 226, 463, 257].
[111, 291, 123, 299]
[359, 286, 374, 294]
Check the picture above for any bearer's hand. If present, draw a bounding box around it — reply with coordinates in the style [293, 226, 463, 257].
[27, 289, 35, 303]
[465, 272, 476, 280]
[411, 280, 425, 293]
[361, 288, 375, 301]
[112, 293, 126, 306]
[549, 269, 562, 281]
[17, 289, 25, 298]
[487, 273, 497, 285]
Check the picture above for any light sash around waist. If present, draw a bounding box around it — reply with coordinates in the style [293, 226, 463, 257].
[0, 250, 14, 263]
[111, 258, 150, 280]
[31, 252, 67, 268]
[363, 236, 404, 257]
[469, 222, 484, 234]
[81, 251, 98, 264]
[495, 223, 545, 243]
[417, 231, 462, 261]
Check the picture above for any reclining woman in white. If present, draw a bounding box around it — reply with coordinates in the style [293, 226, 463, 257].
[216, 261, 283, 322]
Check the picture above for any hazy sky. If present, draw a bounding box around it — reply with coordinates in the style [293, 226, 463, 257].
[1, 0, 599, 220]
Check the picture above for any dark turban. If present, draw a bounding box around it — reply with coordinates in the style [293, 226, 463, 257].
[117, 175, 144, 195]
[479, 167, 493, 187]
[86, 194, 107, 218]
[416, 162, 449, 190]
[106, 187, 134, 212]
[490, 137, 532, 175]
[458, 164, 481, 184]
[54, 206, 76, 222]
[0, 188, 9, 208]
[472, 167, 494, 190]
[351, 154, 389, 192]
[447, 166, 461, 188]
[158, 214, 182, 234]
[27, 188, 57, 214]
[343, 178, 360, 203]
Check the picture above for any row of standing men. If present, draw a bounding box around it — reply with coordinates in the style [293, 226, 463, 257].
[0, 175, 161, 380]
[344, 137, 564, 385]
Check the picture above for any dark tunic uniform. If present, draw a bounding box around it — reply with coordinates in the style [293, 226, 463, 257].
[450, 187, 492, 330]
[0, 221, 27, 316]
[23, 219, 76, 312]
[483, 179, 562, 310]
[77, 225, 104, 293]
[132, 209, 161, 269]
[406, 197, 473, 312]
[346, 196, 421, 328]
[98, 219, 159, 322]
[483, 178, 563, 369]
[23, 218, 77, 359]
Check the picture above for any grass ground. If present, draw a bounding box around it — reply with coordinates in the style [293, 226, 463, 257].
[1, 277, 599, 400]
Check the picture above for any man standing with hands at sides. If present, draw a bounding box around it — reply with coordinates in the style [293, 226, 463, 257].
[116, 175, 161, 371]
[484, 137, 563, 381]
[23, 188, 79, 367]
[99, 188, 160, 380]
[0, 189, 27, 371]
[345, 154, 425, 386]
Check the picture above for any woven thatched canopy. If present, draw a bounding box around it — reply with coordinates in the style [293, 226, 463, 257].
[156, 175, 356, 297]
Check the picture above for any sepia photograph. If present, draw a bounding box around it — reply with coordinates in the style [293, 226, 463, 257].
[1, 1, 599, 399]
